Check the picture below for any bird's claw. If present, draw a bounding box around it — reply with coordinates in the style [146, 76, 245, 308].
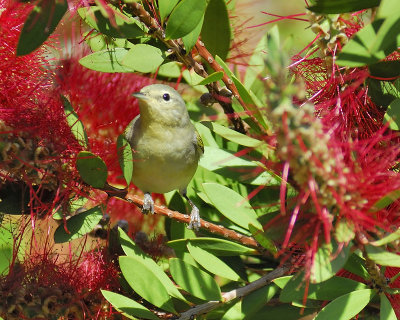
[187, 205, 201, 230]
[142, 193, 154, 214]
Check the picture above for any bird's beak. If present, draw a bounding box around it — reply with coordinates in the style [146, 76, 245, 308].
[132, 92, 148, 100]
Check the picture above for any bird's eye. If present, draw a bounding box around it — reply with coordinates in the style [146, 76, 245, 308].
[162, 93, 170, 101]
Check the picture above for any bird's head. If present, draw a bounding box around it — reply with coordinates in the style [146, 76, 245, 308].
[132, 84, 190, 127]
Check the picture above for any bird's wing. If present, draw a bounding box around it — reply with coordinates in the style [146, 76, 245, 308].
[124, 114, 140, 144]
[194, 129, 204, 155]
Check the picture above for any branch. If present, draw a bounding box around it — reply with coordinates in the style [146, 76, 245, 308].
[102, 183, 261, 249]
[176, 265, 289, 320]
[122, 1, 247, 133]
[126, 194, 260, 250]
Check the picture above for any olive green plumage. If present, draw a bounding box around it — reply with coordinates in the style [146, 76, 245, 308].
[124, 84, 203, 229]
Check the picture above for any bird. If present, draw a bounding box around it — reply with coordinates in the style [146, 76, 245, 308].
[124, 84, 204, 230]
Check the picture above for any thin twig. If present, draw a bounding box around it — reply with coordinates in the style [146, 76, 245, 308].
[101, 183, 260, 249]
[121, 1, 247, 133]
[176, 265, 289, 320]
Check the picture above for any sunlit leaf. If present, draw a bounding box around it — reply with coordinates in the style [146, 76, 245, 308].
[384, 99, 400, 130]
[314, 289, 375, 320]
[158, 0, 179, 21]
[79, 48, 134, 73]
[187, 242, 241, 281]
[167, 237, 256, 256]
[119, 256, 176, 313]
[122, 44, 164, 73]
[196, 71, 224, 86]
[76, 151, 108, 188]
[169, 258, 222, 301]
[118, 229, 188, 302]
[366, 245, 400, 267]
[165, 0, 206, 40]
[63, 96, 88, 148]
[380, 293, 397, 320]
[54, 206, 103, 243]
[182, 15, 204, 53]
[201, 0, 231, 60]
[117, 135, 133, 185]
[203, 183, 262, 230]
[102, 290, 159, 320]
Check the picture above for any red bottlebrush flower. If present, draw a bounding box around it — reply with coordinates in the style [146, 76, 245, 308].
[0, 238, 120, 320]
[0, 0, 86, 219]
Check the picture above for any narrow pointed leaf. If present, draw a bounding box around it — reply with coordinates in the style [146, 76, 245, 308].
[196, 71, 224, 86]
[102, 290, 159, 320]
[314, 289, 375, 320]
[182, 15, 204, 53]
[158, 0, 179, 21]
[63, 96, 88, 148]
[203, 183, 262, 230]
[117, 135, 133, 185]
[169, 258, 222, 301]
[119, 256, 176, 313]
[366, 245, 400, 267]
[118, 229, 188, 302]
[380, 293, 397, 320]
[309, 0, 380, 14]
[187, 242, 241, 281]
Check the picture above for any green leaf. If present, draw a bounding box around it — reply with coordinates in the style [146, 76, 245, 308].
[165, 0, 207, 40]
[381, 293, 397, 320]
[117, 135, 133, 185]
[196, 71, 224, 86]
[369, 61, 400, 79]
[63, 96, 88, 148]
[158, 62, 181, 78]
[368, 10, 400, 55]
[119, 256, 176, 313]
[308, 0, 380, 13]
[314, 289, 375, 320]
[79, 48, 134, 73]
[311, 242, 351, 283]
[187, 242, 241, 281]
[0, 227, 13, 275]
[169, 258, 222, 301]
[366, 245, 400, 267]
[202, 183, 262, 230]
[17, 0, 68, 55]
[167, 237, 256, 256]
[214, 55, 270, 130]
[158, 0, 180, 21]
[200, 121, 263, 148]
[200, 0, 231, 60]
[102, 290, 159, 320]
[54, 206, 103, 243]
[343, 252, 369, 280]
[372, 189, 400, 212]
[118, 229, 188, 302]
[122, 44, 165, 73]
[334, 219, 355, 243]
[371, 229, 400, 246]
[78, 6, 145, 38]
[76, 151, 108, 188]
[384, 99, 400, 130]
[336, 19, 399, 67]
[182, 15, 204, 53]
[248, 224, 277, 255]
[280, 273, 368, 303]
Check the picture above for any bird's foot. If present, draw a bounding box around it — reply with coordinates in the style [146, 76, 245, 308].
[187, 205, 201, 230]
[142, 192, 155, 214]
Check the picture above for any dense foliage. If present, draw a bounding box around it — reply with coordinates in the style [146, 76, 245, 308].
[0, 0, 400, 319]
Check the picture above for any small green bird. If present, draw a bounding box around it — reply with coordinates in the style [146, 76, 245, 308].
[124, 84, 204, 230]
